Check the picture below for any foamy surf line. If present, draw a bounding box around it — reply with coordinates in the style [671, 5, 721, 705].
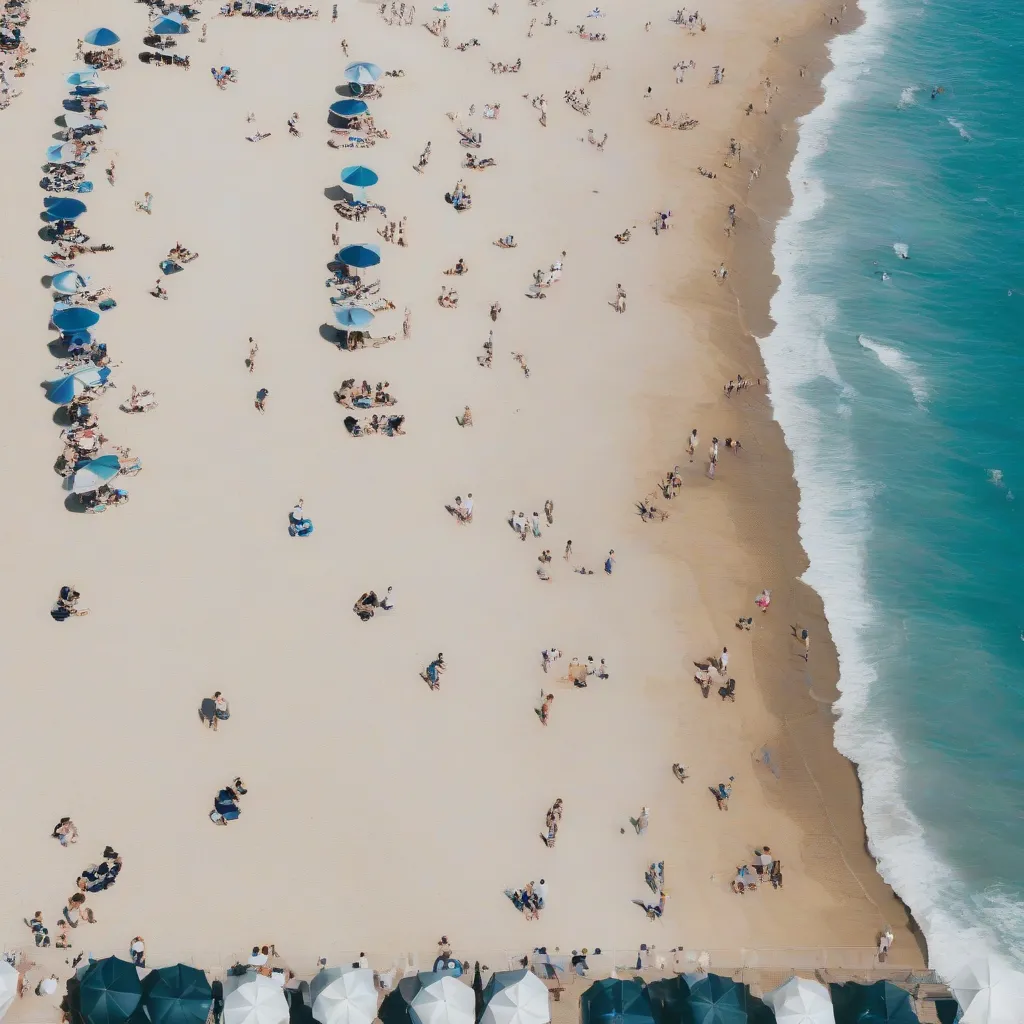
[756, 0, 1024, 978]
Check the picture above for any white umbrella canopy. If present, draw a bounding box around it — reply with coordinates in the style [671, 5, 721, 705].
[763, 977, 835, 1024]
[481, 971, 550, 1024]
[0, 961, 17, 1022]
[952, 957, 1024, 1024]
[410, 976, 474, 1024]
[224, 975, 289, 1024]
[309, 968, 378, 1024]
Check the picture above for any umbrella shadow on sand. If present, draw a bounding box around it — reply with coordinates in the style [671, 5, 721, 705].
[334, 83, 360, 97]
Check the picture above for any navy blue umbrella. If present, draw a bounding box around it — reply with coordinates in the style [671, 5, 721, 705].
[330, 99, 368, 118]
[336, 243, 381, 268]
[84, 27, 120, 46]
[52, 305, 101, 332]
[44, 197, 88, 221]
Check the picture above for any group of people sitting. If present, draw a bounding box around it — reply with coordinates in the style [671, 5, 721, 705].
[139, 50, 190, 68]
[221, 2, 319, 16]
[51, 585, 88, 621]
[489, 58, 521, 72]
[288, 500, 314, 537]
[732, 847, 782, 892]
[463, 153, 496, 169]
[334, 378, 396, 408]
[649, 111, 699, 129]
[445, 494, 474, 523]
[210, 777, 247, 825]
[343, 412, 406, 436]
[353, 587, 394, 621]
[444, 179, 472, 211]
[505, 879, 545, 919]
[76, 847, 124, 895]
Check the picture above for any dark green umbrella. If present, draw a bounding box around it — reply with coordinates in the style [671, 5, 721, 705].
[380, 977, 423, 1024]
[647, 977, 687, 1024]
[680, 975, 747, 1024]
[472, 964, 485, 1021]
[829, 982, 918, 1024]
[581, 979, 654, 1024]
[80, 957, 143, 1024]
[142, 965, 212, 1024]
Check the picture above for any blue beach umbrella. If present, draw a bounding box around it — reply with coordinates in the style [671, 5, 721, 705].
[152, 13, 188, 35]
[333, 306, 375, 328]
[330, 99, 368, 118]
[142, 964, 213, 1024]
[52, 270, 90, 294]
[66, 453, 122, 495]
[344, 61, 383, 85]
[84, 27, 120, 47]
[47, 142, 88, 164]
[341, 165, 378, 189]
[336, 243, 381, 268]
[46, 366, 111, 405]
[66, 69, 102, 88]
[581, 980, 654, 1024]
[79, 956, 143, 1024]
[44, 197, 88, 221]
[680, 975, 747, 1024]
[52, 305, 101, 332]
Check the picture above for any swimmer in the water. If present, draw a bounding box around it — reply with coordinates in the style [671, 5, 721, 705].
[931, 86, 945, 100]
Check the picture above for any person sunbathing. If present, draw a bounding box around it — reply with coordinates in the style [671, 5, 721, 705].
[354, 591, 379, 621]
[444, 258, 468, 275]
[494, 235, 516, 247]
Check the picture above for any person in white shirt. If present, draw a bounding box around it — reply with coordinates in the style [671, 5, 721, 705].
[381, 587, 394, 611]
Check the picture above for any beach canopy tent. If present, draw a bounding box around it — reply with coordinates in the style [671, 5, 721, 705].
[64, 112, 106, 131]
[66, 68, 104, 88]
[142, 964, 213, 1024]
[83, 27, 120, 46]
[223, 975, 289, 1024]
[53, 304, 101, 332]
[52, 270, 90, 294]
[46, 366, 111, 406]
[152, 13, 189, 35]
[380, 977, 424, 1024]
[330, 99, 368, 118]
[0, 961, 17, 1022]
[336, 243, 381, 269]
[333, 306, 375, 328]
[581, 979, 655, 1024]
[828, 982, 917, 1024]
[44, 196, 88, 221]
[340, 165, 379, 189]
[344, 61, 383, 84]
[951, 958, 1024, 1024]
[66, 453, 121, 493]
[308, 968, 377, 1024]
[47, 142, 90, 164]
[763, 978, 835, 1024]
[409, 974, 474, 1024]
[78, 957, 143, 1024]
[481, 970, 550, 1024]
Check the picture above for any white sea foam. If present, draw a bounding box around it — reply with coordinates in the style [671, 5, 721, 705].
[892, 242, 909, 259]
[897, 85, 918, 108]
[758, 0, 1024, 978]
[858, 335, 929, 406]
[947, 116, 972, 140]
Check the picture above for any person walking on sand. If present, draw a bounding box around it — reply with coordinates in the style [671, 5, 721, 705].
[536, 692, 554, 725]
[687, 428, 698, 460]
[604, 549, 615, 575]
[792, 624, 810, 659]
[631, 807, 650, 835]
[248, 339, 258, 373]
[255, 387, 269, 414]
[564, 539, 572, 561]
[542, 647, 562, 673]
[710, 777, 734, 810]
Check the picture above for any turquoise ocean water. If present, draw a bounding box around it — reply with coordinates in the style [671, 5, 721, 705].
[760, 0, 1024, 975]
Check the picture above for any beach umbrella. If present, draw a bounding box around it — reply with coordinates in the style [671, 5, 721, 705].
[336, 242, 381, 269]
[0, 961, 17, 1022]
[333, 306, 375, 328]
[481, 970, 550, 1024]
[46, 366, 111, 405]
[341, 165, 379, 189]
[344, 61, 383, 84]
[142, 965, 213, 1024]
[152, 12, 189, 35]
[79, 957, 143, 1024]
[380, 977, 423, 1024]
[681, 975, 747, 1024]
[763, 978, 834, 1024]
[44, 196, 88, 221]
[64, 112, 106, 130]
[84, 27, 120, 46]
[828, 982, 917, 1024]
[581, 980, 655, 1024]
[53, 305, 101, 332]
[330, 99, 368, 118]
[66, 453, 121, 494]
[309, 968, 377, 1024]
[66, 68, 102, 88]
[224, 976, 288, 1024]
[52, 270, 90, 294]
[410, 975, 474, 1024]
[951, 958, 1024, 1024]
[47, 142, 88, 164]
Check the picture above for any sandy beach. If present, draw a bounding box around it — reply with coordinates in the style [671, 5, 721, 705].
[0, 0, 925, 994]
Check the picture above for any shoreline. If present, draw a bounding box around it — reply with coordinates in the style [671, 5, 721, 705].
[682, 0, 930, 964]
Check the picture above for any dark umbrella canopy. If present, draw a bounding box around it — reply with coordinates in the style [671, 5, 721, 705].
[142, 965, 212, 1024]
[581, 980, 654, 1024]
[380, 977, 423, 1024]
[80, 957, 143, 1024]
[680, 975, 746, 1024]
[472, 964, 484, 1021]
[829, 982, 918, 1024]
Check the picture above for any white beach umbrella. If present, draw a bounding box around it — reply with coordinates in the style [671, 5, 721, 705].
[952, 957, 1024, 1024]
[224, 975, 289, 1024]
[410, 976, 474, 1024]
[481, 970, 550, 1024]
[309, 968, 378, 1024]
[763, 976, 835, 1024]
[0, 961, 17, 1022]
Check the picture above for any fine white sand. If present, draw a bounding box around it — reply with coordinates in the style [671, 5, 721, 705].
[0, 0, 919, 985]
